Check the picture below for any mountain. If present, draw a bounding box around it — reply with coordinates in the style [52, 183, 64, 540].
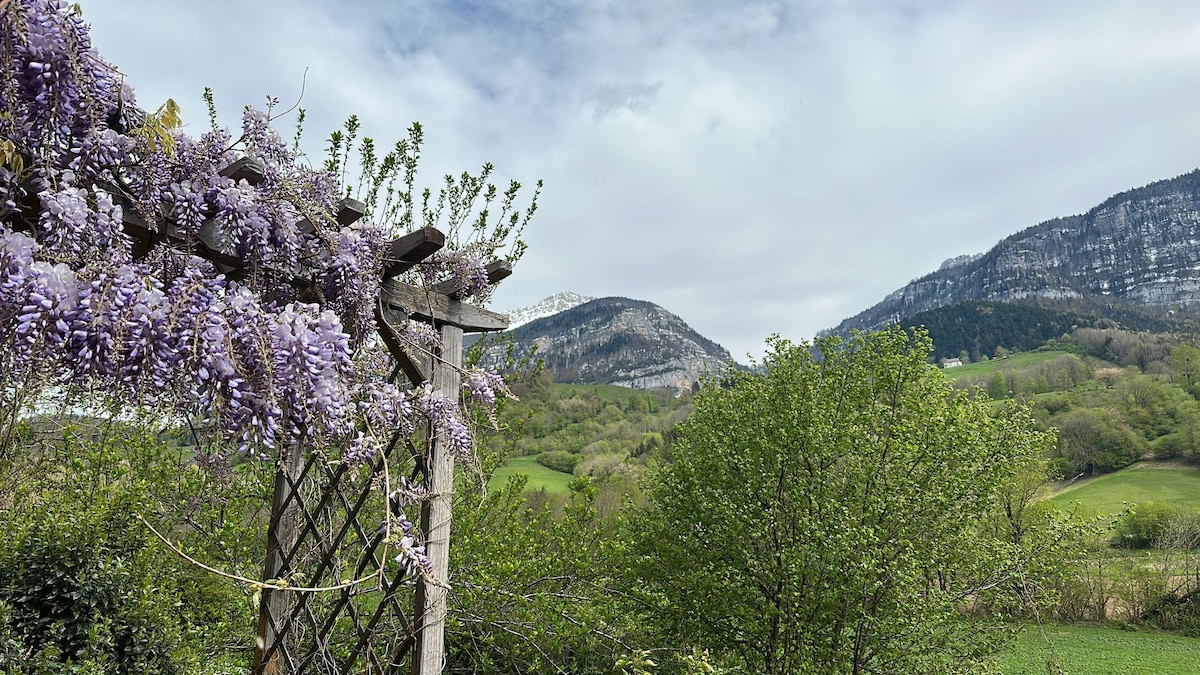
[477, 297, 735, 393]
[502, 292, 595, 329]
[829, 169, 1200, 336]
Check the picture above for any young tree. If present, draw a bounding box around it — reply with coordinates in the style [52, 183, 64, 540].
[635, 327, 1055, 675]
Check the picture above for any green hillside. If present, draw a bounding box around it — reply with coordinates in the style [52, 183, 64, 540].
[487, 456, 574, 494]
[947, 349, 1077, 381]
[1049, 461, 1200, 515]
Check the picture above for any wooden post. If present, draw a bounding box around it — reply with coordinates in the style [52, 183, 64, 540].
[412, 323, 463, 675]
[254, 443, 307, 675]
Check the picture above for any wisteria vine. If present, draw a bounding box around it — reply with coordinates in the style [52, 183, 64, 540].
[0, 1, 529, 474]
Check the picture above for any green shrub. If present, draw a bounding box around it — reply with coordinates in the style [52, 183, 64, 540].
[1111, 501, 1176, 549]
[1144, 589, 1200, 636]
[535, 450, 579, 474]
[0, 492, 195, 673]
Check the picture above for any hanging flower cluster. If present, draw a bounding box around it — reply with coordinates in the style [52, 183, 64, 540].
[0, 0, 515, 462]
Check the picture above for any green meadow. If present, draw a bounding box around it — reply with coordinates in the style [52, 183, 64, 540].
[999, 623, 1200, 674]
[1049, 461, 1200, 516]
[487, 455, 574, 494]
[946, 350, 1076, 381]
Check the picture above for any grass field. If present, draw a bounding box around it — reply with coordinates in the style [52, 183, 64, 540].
[1048, 461, 1200, 515]
[488, 456, 574, 494]
[999, 623, 1200, 674]
[947, 350, 1075, 381]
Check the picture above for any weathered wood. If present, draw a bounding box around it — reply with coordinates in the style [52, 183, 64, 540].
[484, 259, 514, 285]
[383, 228, 446, 278]
[412, 323, 463, 675]
[374, 301, 431, 385]
[219, 157, 267, 186]
[429, 259, 513, 297]
[336, 198, 367, 226]
[294, 198, 366, 236]
[381, 279, 508, 333]
[254, 443, 308, 675]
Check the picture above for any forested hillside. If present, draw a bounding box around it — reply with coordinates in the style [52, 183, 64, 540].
[944, 327, 1200, 476]
[479, 370, 693, 510]
[909, 300, 1188, 362]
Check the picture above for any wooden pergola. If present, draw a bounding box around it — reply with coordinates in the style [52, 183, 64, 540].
[13, 156, 510, 674]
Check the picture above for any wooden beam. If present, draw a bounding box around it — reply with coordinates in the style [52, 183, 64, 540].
[485, 259, 513, 285]
[374, 302, 431, 385]
[429, 260, 513, 298]
[253, 441, 308, 675]
[294, 198, 366, 235]
[380, 279, 509, 333]
[382, 228, 446, 278]
[219, 157, 266, 186]
[336, 198, 367, 226]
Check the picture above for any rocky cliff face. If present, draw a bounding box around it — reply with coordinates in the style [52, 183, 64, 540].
[830, 169, 1200, 334]
[478, 297, 734, 393]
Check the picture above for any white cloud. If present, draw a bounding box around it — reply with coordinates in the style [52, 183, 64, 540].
[81, 0, 1200, 359]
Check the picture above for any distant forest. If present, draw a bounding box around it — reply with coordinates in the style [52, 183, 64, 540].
[907, 302, 1081, 362]
[909, 301, 1190, 362]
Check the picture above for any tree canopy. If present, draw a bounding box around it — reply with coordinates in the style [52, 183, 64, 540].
[636, 327, 1056, 674]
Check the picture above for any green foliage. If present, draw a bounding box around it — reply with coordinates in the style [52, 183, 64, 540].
[0, 424, 259, 673]
[1069, 326, 1178, 371]
[447, 476, 638, 674]
[0, 428, 200, 673]
[480, 377, 692, 502]
[635, 327, 1055, 674]
[0, 492, 191, 673]
[329, 117, 539, 264]
[1170, 344, 1200, 398]
[1054, 407, 1146, 476]
[1111, 501, 1177, 549]
[534, 449, 580, 474]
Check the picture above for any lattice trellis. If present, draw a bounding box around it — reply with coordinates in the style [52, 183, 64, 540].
[251, 272, 506, 674]
[12, 156, 511, 675]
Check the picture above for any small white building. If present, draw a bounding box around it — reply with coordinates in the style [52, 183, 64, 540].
[941, 357, 963, 369]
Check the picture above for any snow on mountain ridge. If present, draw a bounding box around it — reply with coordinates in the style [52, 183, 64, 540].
[503, 291, 596, 328]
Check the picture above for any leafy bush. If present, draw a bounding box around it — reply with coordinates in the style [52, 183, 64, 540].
[0, 425, 257, 673]
[535, 450, 580, 474]
[0, 492, 194, 673]
[1054, 407, 1146, 475]
[447, 476, 639, 673]
[1111, 502, 1176, 549]
[636, 328, 1056, 673]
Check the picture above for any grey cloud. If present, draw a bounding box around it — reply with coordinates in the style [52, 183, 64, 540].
[82, 0, 1200, 359]
[589, 82, 663, 121]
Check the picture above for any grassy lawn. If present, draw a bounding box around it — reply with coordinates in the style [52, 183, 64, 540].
[488, 456, 574, 494]
[1048, 461, 1200, 516]
[999, 624, 1200, 674]
[947, 350, 1076, 381]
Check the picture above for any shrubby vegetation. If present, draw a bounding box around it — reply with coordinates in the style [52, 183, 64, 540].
[944, 326, 1200, 476]
[0, 423, 257, 673]
[477, 370, 692, 512]
[12, 321, 1200, 672]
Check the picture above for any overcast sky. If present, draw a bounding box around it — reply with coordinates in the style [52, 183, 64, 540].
[82, 0, 1200, 361]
